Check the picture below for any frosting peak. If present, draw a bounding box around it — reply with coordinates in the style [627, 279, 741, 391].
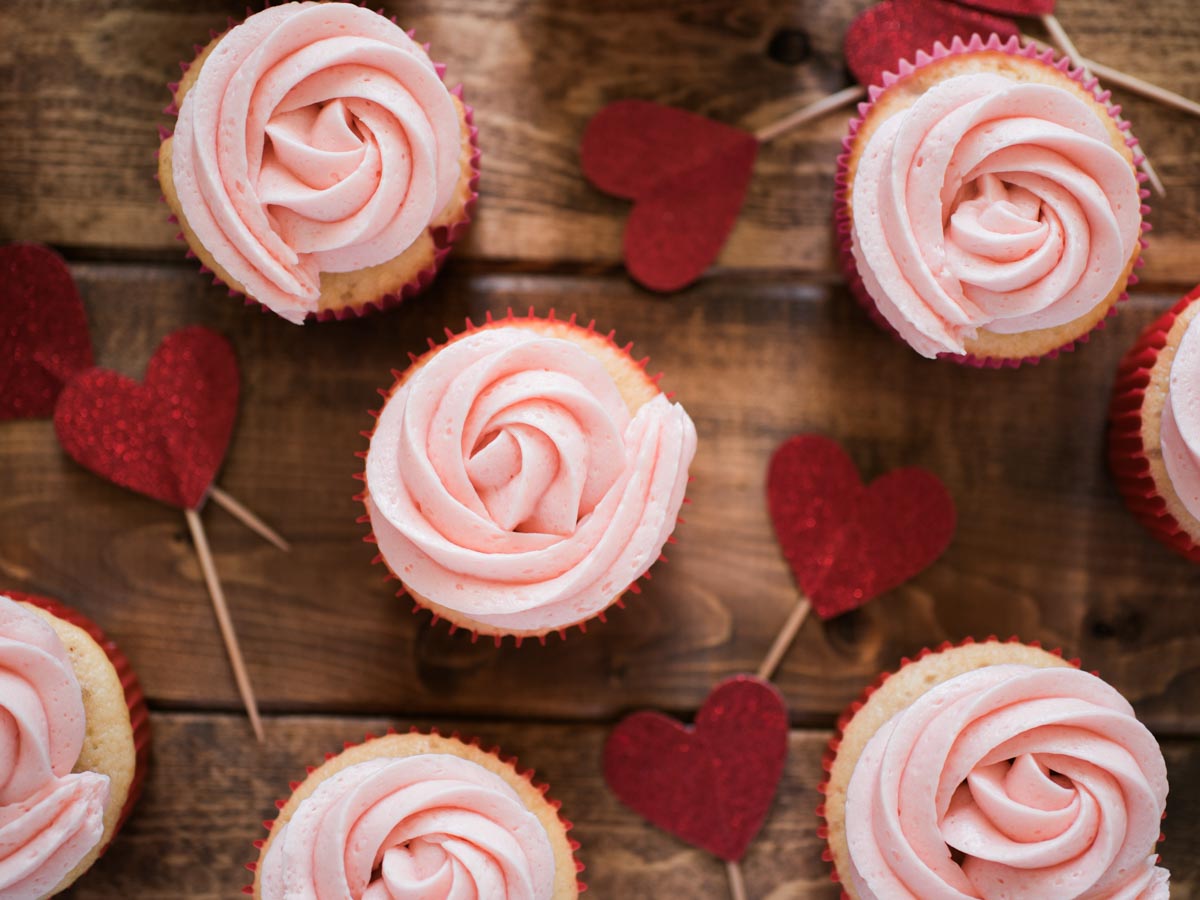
[0, 596, 110, 896]
[366, 326, 697, 633]
[850, 72, 1140, 357]
[1162, 311, 1200, 521]
[845, 664, 1169, 900]
[171, 1, 463, 322]
[260, 754, 557, 900]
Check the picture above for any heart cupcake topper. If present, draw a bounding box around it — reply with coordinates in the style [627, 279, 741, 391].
[757, 435, 956, 679]
[0, 243, 94, 420]
[605, 676, 789, 863]
[53, 326, 287, 742]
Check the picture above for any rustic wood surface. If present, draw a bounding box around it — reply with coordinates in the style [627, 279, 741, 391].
[1, 0, 1199, 896]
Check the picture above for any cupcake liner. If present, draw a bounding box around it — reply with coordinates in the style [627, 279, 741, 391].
[834, 33, 1152, 369]
[355, 308, 687, 646]
[1108, 286, 1200, 562]
[242, 727, 586, 896]
[6, 590, 152, 845]
[157, 7, 480, 323]
[814, 636, 1172, 899]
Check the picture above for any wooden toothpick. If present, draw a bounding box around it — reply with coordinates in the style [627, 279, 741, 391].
[753, 85, 867, 143]
[757, 594, 812, 681]
[207, 485, 291, 552]
[726, 859, 748, 900]
[184, 507, 265, 743]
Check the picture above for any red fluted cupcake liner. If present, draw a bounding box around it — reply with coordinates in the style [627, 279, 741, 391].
[243, 728, 586, 896]
[355, 308, 689, 647]
[157, 5, 480, 322]
[6, 590, 152, 844]
[1108, 286, 1200, 562]
[834, 33, 1152, 369]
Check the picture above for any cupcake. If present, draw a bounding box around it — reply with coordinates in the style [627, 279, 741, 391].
[821, 639, 1169, 899]
[361, 311, 697, 642]
[837, 35, 1148, 366]
[0, 591, 150, 897]
[158, 1, 478, 323]
[251, 731, 582, 898]
[1110, 286, 1200, 562]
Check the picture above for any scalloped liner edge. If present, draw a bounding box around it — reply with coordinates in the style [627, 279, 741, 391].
[833, 32, 1153, 369]
[1108, 285, 1200, 562]
[814, 635, 1167, 898]
[241, 727, 587, 895]
[7, 590, 152, 850]
[353, 308, 690, 646]
[157, 3, 480, 323]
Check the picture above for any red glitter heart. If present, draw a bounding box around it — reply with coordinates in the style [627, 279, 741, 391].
[767, 435, 956, 619]
[581, 99, 758, 293]
[0, 243, 94, 421]
[845, 0, 1019, 89]
[54, 327, 239, 509]
[604, 675, 788, 862]
[953, 0, 1055, 15]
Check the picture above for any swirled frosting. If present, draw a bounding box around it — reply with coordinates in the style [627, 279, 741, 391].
[260, 754, 557, 899]
[1162, 310, 1200, 522]
[171, 1, 463, 322]
[0, 596, 110, 897]
[850, 72, 1140, 358]
[844, 664, 1169, 900]
[366, 326, 697, 633]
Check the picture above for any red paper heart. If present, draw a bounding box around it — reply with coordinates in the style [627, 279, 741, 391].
[0, 243, 94, 421]
[845, 0, 1019, 89]
[54, 327, 239, 509]
[581, 100, 758, 293]
[767, 435, 956, 619]
[604, 675, 788, 862]
[953, 0, 1055, 15]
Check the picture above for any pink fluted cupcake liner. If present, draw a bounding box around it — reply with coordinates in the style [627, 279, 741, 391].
[1108, 286, 1200, 562]
[834, 33, 1152, 369]
[157, 4, 480, 322]
[8, 589, 152, 844]
[242, 727, 586, 896]
[354, 308, 689, 647]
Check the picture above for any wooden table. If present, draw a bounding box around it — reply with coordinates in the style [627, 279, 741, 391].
[3, 0, 1199, 896]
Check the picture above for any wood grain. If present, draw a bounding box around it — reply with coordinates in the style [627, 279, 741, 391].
[2, 0, 1199, 282]
[2, 264, 1198, 731]
[55, 714, 1200, 899]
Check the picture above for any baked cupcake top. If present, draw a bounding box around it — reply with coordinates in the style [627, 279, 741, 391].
[1162, 310, 1200, 521]
[366, 324, 696, 634]
[0, 595, 110, 897]
[259, 752, 557, 899]
[170, 1, 463, 322]
[844, 663, 1169, 899]
[850, 67, 1141, 358]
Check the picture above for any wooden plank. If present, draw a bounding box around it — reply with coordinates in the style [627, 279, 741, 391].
[58, 714, 1200, 898]
[2, 264, 1199, 730]
[1, 0, 1199, 282]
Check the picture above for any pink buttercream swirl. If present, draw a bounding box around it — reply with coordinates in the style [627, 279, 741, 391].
[366, 326, 697, 633]
[172, 1, 463, 322]
[845, 664, 1169, 900]
[0, 596, 109, 897]
[260, 754, 557, 899]
[851, 72, 1141, 358]
[1161, 311, 1200, 522]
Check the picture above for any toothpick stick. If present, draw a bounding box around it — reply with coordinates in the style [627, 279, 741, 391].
[754, 85, 867, 143]
[184, 507, 265, 743]
[1029, 26, 1172, 196]
[756, 596, 812, 681]
[726, 860, 748, 900]
[207, 484, 291, 552]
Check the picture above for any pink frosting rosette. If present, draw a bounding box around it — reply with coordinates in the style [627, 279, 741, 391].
[0, 596, 110, 897]
[844, 664, 1169, 900]
[170, 1, 463, 322]
[259, 754, 557, 899]
[365, 324, 697, 635]
[1161, 313, 1200, 521]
